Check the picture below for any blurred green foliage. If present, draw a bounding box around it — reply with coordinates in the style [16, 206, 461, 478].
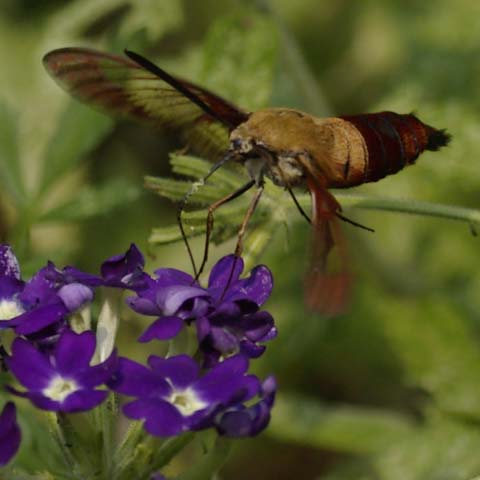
[1, 0, 480, 479]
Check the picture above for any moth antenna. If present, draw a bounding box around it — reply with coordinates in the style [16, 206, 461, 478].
[336, 212, 375, 233]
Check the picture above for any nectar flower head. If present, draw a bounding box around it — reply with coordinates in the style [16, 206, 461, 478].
[7, 329, 117, 413]
[128, 255, 276, 365]
[109, 354, 265, 437]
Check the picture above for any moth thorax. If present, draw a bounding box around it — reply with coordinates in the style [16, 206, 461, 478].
[266, 154, 305, 187]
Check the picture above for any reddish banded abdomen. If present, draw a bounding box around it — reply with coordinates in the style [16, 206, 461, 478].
[341, 111, 450, 182]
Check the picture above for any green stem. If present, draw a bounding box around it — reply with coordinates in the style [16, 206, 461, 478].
[174, 437, 232, 480]
[140, 432, 195, 478]
[45, 412, 83, 479]
[328, 193, 480, 228]
[112, 420, 146, 479]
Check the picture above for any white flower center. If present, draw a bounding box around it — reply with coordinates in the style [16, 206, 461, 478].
[168, 387, 208, 417]
[0, 298, 24, 321]
[43, 376, 80, 402]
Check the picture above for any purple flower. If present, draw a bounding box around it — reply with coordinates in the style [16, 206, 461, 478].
[0, 250, 67, 335]
[214, 376, 276, 437]
[128, 255, 276, 364]
[101, 244, 150, 291]
[0, 402, 21, 466]
[7, 329, 117, 412]
[109, 354, 261, 437]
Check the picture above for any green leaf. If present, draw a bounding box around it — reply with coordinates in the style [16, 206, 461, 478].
[175, 437, 232, 480]
[370, 415, 480, 480]
[38, 102, 113, 196]
[0, 101, 25, 203]
[270, 393, 413, 454]
[200, 10, 280, 110]
[37, 179, 141, 222]
[119, 0, 184, 42]
[378, 299, 480, 419]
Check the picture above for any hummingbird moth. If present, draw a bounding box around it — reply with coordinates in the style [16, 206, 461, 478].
[43, 48, 450, 315]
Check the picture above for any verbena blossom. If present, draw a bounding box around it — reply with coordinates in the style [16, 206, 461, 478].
[7, 329, 117, 412]
[128, 254, 277, 366]
[0, 243, 277, 468]
[0, 402, 21, 466]
[109, 354, 274, 438]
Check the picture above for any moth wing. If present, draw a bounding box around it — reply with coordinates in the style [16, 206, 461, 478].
[305, 180, 350, 316]
[43, 47, 249, 159]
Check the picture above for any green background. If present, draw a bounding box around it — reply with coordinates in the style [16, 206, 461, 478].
[1, 1, 480, 479]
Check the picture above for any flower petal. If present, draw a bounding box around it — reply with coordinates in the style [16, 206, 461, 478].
[153, 268, 195, 287]
[194, 355, 249, 404]
[7, 338, 54, 389]
[208, 255, 244, 291]
[58, 283, 94, 311]
[234, 265, 273, 306]
[156, 286, 208, 316]
[108, 357, 169, 397]
[0, 245, 21, 280]
[126, 296, 160, 316]
[61, 389, 109, 413]
[148, 355, 200, 389]
[0, 402, 21, 466]
[13, 303, 67, 335]
[76, 350, 118, 388]
[55, 330, 96, 375]
[139, 317, 184, 342]
[123, 398, 184, 437]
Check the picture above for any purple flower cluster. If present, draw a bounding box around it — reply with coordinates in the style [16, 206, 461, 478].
[128, 255, 276, 367]
[0, 244, 277, 467]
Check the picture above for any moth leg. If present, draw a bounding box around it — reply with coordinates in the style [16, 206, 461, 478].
[196, 179, 256, 281]
[287, 187, 311, 224]
[219, 183, 265, 301]
[177, 154, 235, 278]
[234, 183, 265, 258]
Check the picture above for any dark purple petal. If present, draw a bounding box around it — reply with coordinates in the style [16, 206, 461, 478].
[126, 296, 160, 316]
[242, 311, 275, 342]
[153, 268, 195, 287]
[260, 326, 278, 342]
[0, 245, 20, 280]
[151, 474, 167, 480]
[195, 316, 211, 343]
[156, 286, 208, 316]
[208, 255, 243, 291]
[24, 392, 61, 411]
[240, 342, 266, 359]
[108, 357, 170, 397]
[55, 330, 95, 375]
[0, 276, 24, 301]
[13, 303, 67, 335]
[77, 350, 117, 387]
[7, 338, 54, 389]
[18, 267, 58, 308]
[61, 389, 109, 412]
[58, 266, 102, 287]
[101, 244, 147, 290]
[209, 327, 239, 354]
[193, 355, 249, 404]
[123, 398, 184, 437]
[233, 265, 273, 306]
[148, 355, 200, 389]
[215, 376, 276, 437]
[139, 317, 184, 342]
[58, 283, 93, 311]
[44, 263, 102, 288]
[0, 402, 21, 466]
